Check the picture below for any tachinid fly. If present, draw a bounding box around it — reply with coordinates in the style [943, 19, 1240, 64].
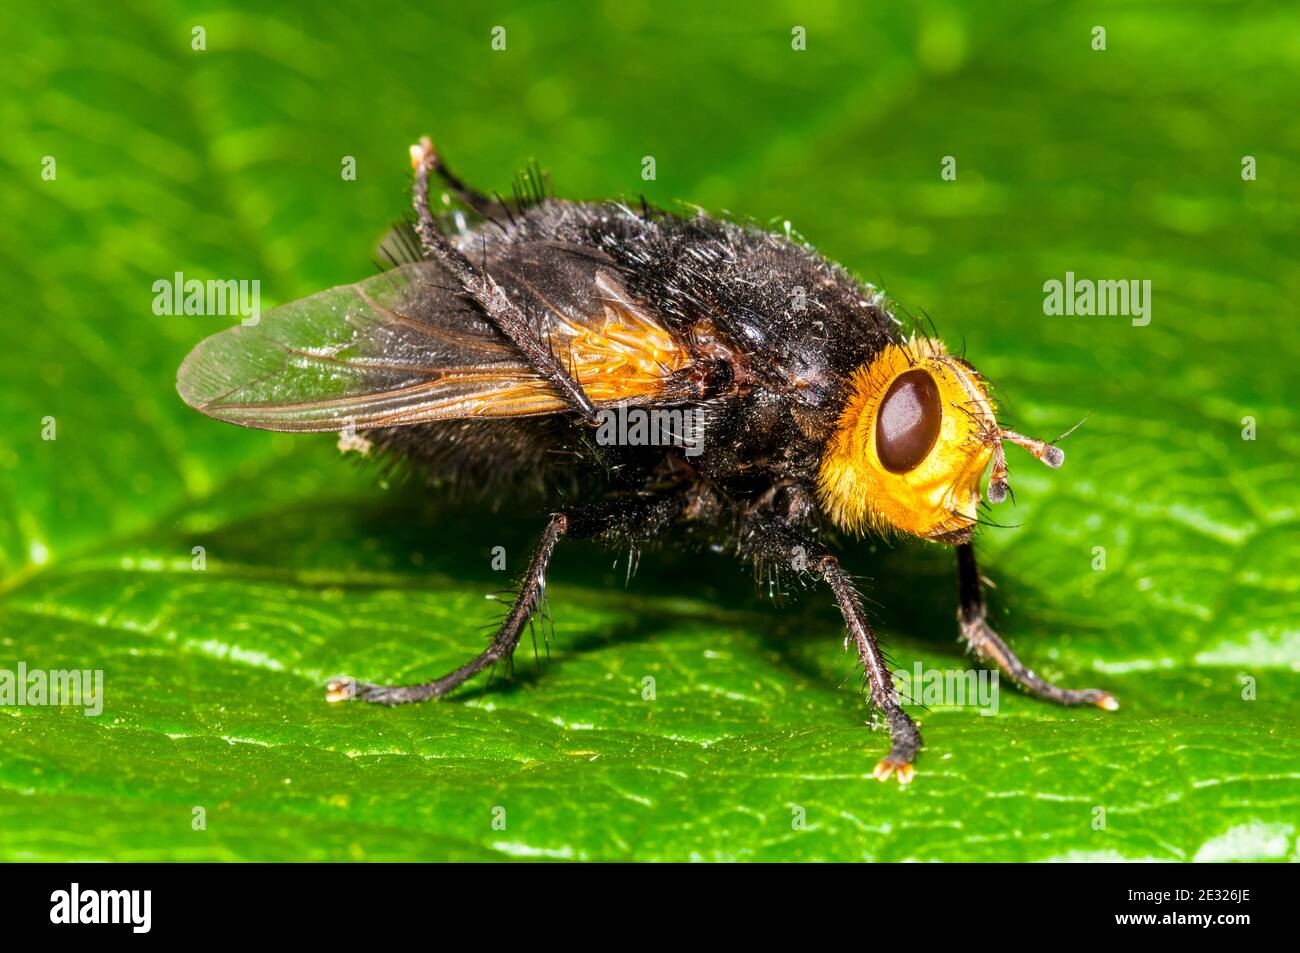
[177, 138, 1116, 783]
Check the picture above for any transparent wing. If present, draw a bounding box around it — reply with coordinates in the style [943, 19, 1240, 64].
[177, 248, 690, 433]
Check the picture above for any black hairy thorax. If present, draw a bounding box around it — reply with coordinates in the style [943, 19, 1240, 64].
[370, 197, 904, 536]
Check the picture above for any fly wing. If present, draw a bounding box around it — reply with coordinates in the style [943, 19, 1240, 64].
[176, 244, 691, 433]
[487, 241, 692, 405]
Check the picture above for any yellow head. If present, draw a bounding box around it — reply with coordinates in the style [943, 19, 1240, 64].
[817, 338, 1064, 543]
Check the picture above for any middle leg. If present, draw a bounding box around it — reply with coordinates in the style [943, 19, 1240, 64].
[739, 518, 922, 783]
[819, 554, 923, 783]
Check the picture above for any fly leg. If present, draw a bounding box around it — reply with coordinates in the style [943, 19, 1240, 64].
[327, 513, 568, 705]
[326, 494, 687, 706]
[413, 137, 497, 216]
[739, 519, 922, 783]
[956, 542, 1117, 710]
[820, 554, 923, 783]
[406, 137, 599, 425]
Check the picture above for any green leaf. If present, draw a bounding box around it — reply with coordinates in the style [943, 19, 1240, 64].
[1, 1, 1297, 861]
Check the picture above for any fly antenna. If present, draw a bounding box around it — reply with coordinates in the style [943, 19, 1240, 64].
[1051, 412, 1092, 445]
[987, 441, 1010, 504]
[986, 426, 1069, 505]
[1002, 430, 1065, 469]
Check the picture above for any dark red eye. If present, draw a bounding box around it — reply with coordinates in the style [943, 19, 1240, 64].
[875, 369, 942, 473]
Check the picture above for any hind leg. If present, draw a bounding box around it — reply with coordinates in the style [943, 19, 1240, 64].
[327, 512, 567, 705]
[405, 137, 599, 425]
[412, 137, 496, 215]
[326, 494, 687, 705]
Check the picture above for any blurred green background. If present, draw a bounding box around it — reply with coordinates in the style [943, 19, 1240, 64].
[1, 0, 1297, 861]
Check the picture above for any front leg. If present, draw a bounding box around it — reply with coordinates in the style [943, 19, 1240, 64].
[742, 518, 921, 783]
[956, 543, 1117, 710]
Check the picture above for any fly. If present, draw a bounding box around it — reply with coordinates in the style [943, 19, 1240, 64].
[177, 137, 1117, 783]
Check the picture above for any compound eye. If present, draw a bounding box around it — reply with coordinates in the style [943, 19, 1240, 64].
[875, 369, 942, 473]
